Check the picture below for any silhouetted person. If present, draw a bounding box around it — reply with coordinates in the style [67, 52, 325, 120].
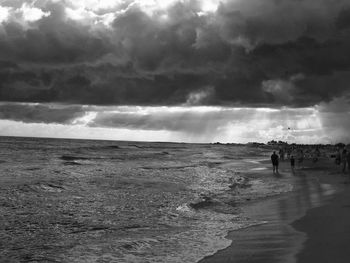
[335, 149, 341, 165]
[287, 147, 292, 159]
[298, 149, 304, 168]
[290, 155, 295, 173]
[271, 151, 279, 174]
[313, 147, 320, 163]
[341, 149, 347, 173]
[279, 148, 284, 161]
[347, 150, 350, 176]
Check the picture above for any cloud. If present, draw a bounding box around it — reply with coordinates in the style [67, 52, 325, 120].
[316, 95, 350, 143]
[262, 74, 305, 105]
[0, 103, 85, 124]
[0, 6, 10, 23]
[0, 102, 349, 144]
[185, 86, 215, 105]
[0, 0, 348, 110]
[20, 3, 51, 22]
[87, 105, 326, 143]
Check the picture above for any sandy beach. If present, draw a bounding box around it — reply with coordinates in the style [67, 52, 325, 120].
[293, 173, 350, 263]
[200, 157, 350, 263]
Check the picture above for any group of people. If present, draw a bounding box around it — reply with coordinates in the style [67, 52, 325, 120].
[271, 146, 350, 175]
[271, 147, 307, 174]
[271, 150, 294, 174]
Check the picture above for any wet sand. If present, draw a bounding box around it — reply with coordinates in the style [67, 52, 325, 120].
[200, 158, 349, 263]
[293, 173, 350, 263]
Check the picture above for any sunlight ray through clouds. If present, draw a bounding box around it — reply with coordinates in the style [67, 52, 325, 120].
[0, 104, 328, 144]
[63, 0, 223, 19]
[0, 0, 349, 144]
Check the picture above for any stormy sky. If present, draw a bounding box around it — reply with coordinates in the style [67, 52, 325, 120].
[0, 0, 349, 143]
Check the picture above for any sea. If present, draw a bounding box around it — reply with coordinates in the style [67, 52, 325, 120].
[0, 136, 295, 262]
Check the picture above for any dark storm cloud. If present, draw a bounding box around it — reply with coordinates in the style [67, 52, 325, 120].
[0, 0, 350, 107]
[0, 2, 113, 64]
[317, 96, 350, 143]
[90, 108, 232, 133]
[0, 103, 85, 124]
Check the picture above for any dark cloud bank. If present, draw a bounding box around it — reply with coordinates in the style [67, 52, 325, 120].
[0, 0, 350, 109]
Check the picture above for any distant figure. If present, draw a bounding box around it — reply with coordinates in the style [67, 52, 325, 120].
[341, 149, 347, 173]
[316, 147, 320, 156]
[271, 151, 279, 174]
[290, 155, 295, 172]
[287, 148, 292, 160]
[297, 149, 304, 168]
[313, 147, 320, 163]
[279, 148, 284, 161]
[335, 149, 341, 165]
[347, 150, 350, 175]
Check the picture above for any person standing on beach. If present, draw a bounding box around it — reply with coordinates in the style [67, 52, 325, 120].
[271, 151, 279, 174]
[313, 147, 320, 163]
[347, 150, 350, 175]
[298, 149, 304, 168]
[335, 149, 341, 165]
[279, 148, 284, 161]
[341, 149, 347, 173]
[290, 155, 295, 173]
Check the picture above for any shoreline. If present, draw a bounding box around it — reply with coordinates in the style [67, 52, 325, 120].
[199, 158, 347, 263]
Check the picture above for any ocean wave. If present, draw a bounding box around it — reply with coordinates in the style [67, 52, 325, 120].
[188, 195, 215, 210]
[60, 155, 92, 161]
[63, 161, 82, 166]
[0, 137, 294, 263]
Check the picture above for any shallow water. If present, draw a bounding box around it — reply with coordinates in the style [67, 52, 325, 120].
[0, 137, 293, 262]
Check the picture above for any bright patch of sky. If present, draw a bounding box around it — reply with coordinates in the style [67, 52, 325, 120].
[0, 3, 50, 25]
[20, 3, 50, 22]
[0, 6, 10, 23]
[0, 105, 341, 144]
[62, 0, 222, 24]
